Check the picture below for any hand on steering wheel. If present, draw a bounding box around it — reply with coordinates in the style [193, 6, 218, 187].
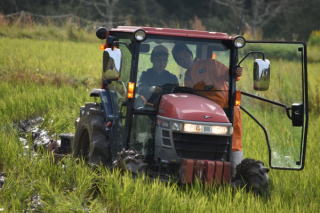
[140, 95, 155, 107]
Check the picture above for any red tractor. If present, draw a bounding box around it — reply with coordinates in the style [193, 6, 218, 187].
[65, 26, 308, 195]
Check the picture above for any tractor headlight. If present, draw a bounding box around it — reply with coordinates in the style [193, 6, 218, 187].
[157, 116, 232, 136]
[183, 123, 232, 135]
[211, 126, 230, 135]
[233, 36, 246, 48]
[157, 118, 182, 131]
[134, 29, 146, 41]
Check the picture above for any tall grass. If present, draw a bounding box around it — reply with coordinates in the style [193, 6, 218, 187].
[0, 20, 97, 43]
[0, 37, 102, 82]
[1, 29, 320, 212]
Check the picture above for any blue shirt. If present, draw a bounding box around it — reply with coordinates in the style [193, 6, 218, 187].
[138, 68, 178, 98]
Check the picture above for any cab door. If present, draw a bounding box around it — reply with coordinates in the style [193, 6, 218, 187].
[237, 41, 308, 169]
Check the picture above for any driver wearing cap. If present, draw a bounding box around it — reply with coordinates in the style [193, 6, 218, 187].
[137, 45, 178, 107]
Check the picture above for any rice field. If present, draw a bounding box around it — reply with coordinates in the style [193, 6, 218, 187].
[0, 27, 320, 212]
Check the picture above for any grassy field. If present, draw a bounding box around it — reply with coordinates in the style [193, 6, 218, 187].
[1, 26, 320, 212]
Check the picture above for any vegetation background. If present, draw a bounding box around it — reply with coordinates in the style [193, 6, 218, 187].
[0, 0, 320, 212]
[1, 0, 320, 41]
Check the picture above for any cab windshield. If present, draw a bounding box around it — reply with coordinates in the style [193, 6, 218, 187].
[134, 37, 231, 111]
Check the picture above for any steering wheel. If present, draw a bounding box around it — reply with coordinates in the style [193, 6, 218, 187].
[150, 83, 178, 95]
[135, 95, 155, 110]
[136, 84, 193, 110]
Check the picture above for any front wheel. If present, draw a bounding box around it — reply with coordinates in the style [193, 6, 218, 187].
[231, 158, 270, 197]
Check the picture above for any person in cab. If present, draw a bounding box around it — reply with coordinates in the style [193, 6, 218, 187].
[172, 43, 243, 166]
[138, 45, 178, 107]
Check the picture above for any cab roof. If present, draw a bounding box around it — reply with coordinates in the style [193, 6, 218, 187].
[110, 26, 233, 40]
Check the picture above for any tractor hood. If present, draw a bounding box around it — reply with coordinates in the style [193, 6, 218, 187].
[158, 93, 229, 123]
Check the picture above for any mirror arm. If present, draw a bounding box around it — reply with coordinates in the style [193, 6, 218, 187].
[237, 51, 265, 66]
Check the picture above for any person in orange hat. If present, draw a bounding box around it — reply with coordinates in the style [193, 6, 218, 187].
[172, 43, 243, 167]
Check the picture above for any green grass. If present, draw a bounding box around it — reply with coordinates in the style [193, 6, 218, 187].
[1, 29, 320, 212]
[0, 37, 102, 83]
[0, 23, 97, 42]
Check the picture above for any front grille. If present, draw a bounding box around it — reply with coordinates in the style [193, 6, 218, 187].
[173, 133, 229, 160]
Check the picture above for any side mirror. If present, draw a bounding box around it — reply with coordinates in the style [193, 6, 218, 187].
[253, 59, 270, 91]
[291, 103, 304, 126]
[102, 48, 122, 81]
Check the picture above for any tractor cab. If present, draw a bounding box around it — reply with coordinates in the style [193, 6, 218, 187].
[73, 26, 308, 186]
[101, 28, 237, 164]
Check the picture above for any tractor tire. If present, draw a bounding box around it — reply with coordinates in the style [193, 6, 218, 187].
[73, 103, 112, 166]
[231, 158, 270, 197]
[112, 149, 147, 174]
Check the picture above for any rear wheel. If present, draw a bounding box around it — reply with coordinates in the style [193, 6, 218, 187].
[74, 128, 90, 161]
[73, 105, 112, 166]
